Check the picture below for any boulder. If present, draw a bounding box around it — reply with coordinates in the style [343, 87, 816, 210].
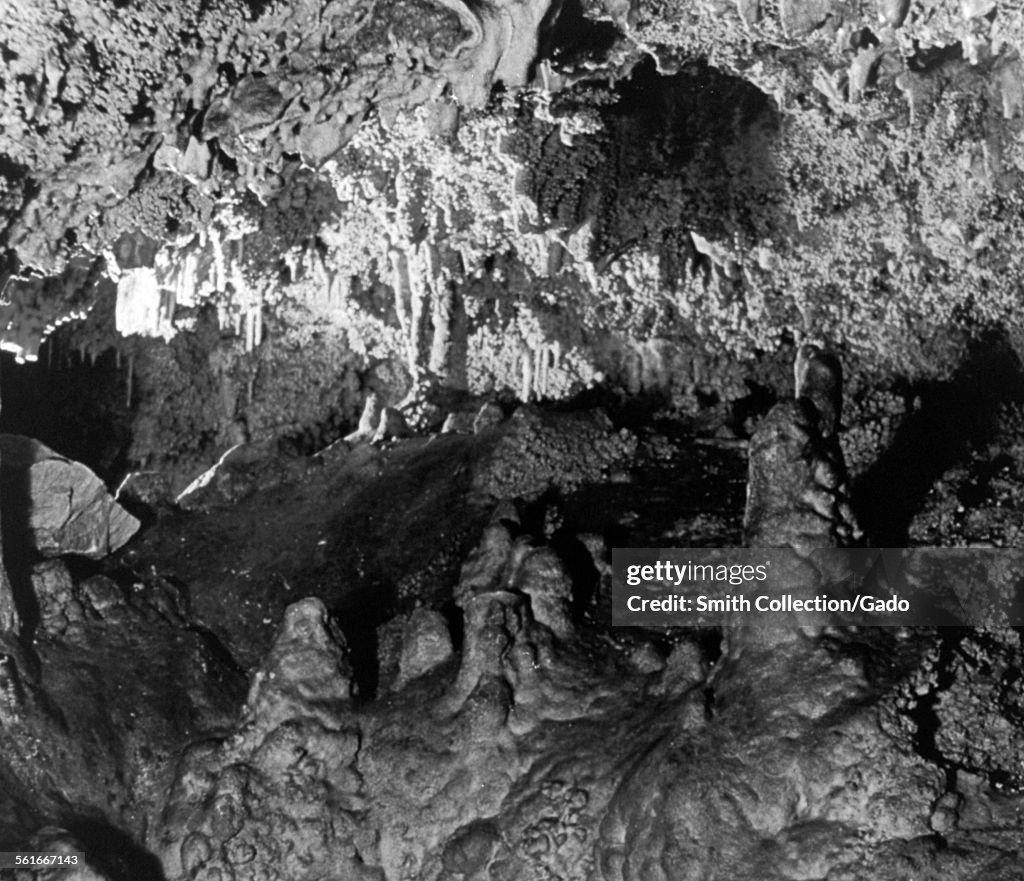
[0, 435, 139, 559]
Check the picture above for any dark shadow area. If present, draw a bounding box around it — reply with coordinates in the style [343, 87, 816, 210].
[903, 629, 967, 792]
[551, 526, 600, 620]
[335, 611, 381, 703]
[534, 0, 623, 74]
[510, 55, 784, 278]
[440, 599, 465, 653]
[852, 329, 1024, 545]
[0, 350, 133, 483]
[0, 452, 41, 644]
[62, 818, 167, 881]
[730, 380, 779, 437]
[907, 41, 964, 73]
[599, 56, 783, 246]
[0, 766, 43, 851]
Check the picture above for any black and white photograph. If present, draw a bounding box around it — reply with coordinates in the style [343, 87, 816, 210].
[2, 0, 1024, 878]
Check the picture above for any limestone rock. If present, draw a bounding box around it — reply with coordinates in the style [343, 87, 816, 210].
[242, 598, 355, 737]
[795, 344, 843, 439]
[346, 393, 384, 443]
[921, 631, 1024, 787]
[156, 598, 375, 881]
[394, 608, 454, 690]
[0, 575, 17, 634]
[744, 398, 860, 549]
[176, 441, 307, 510]
[440, 410, 476, 434]
[440, 820, 501, 876]
[511, 546, 574, 639]
[779, 0, 835, 35]
[30, 559, 80, 637]
[0, 435, 139, 559]
[115, 470, 175, 510]
[472, 401, 505, 434]
[377, 608, 454, 692]
[477, 407, 637, 499]
[77, 575, 126, 623]
[454, 522, 518, 604]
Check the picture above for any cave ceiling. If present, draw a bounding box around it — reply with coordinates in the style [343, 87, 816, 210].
[2, 0, 1024, 418]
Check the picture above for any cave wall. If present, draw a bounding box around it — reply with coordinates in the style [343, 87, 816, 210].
[3, 0, 1024, 466]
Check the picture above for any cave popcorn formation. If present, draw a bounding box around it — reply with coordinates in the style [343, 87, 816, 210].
[8, 0, 1024, 443]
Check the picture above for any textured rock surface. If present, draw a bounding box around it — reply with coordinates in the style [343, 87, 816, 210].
[176, 440, 309, 511]
[155, 598, 371, 881]
[6, 4, 1024, 874]
[0, 379, 1022, 878]
[477, 406, 637, 499]
[146, 472, 954, 881]
[8, 0, 1024, 481]
[0, 567, 245, 862]
[0, 435, 140, 558]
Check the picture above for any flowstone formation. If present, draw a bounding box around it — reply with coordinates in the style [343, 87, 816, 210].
[127, 352, 1010, 881]
[2, 343, 1024, 878]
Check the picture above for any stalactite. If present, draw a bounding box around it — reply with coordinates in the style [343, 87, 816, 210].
[429, 280, 454, 380]
[389, 248, 414, 368]
[126, 354, 134, 409]
[520, 340, 534, 402]
[534, 344, 546, 399]
[328, 272, 345, 309]
[211, 229, 227, 296]
[407, 246, 430, 373]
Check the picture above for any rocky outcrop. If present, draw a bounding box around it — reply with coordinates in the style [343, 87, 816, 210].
[0, 568, 245, 860]
[156, 598, 372, 881]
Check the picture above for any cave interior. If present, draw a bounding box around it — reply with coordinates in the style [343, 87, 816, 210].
[4, 0, 1024, 879]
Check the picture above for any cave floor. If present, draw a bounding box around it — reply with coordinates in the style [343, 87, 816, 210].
[117, 416, 747, 676]
[8, 396, 1024, 880]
